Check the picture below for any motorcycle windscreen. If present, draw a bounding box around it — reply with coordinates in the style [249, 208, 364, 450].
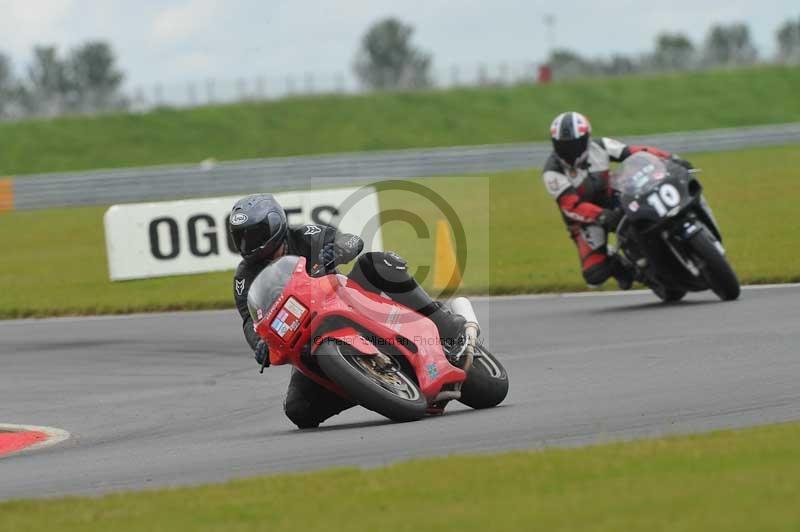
[246, 255, 301, 324]
[610, 152, 670, 196]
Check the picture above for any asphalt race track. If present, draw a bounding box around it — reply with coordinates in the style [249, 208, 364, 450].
[2, 285, 799, 500]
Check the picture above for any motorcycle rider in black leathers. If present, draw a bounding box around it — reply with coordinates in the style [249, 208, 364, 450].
[230, 193, 466, 429]
[543, 111, 692, 288]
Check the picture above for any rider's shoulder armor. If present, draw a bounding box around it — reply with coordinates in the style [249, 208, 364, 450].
[587, 141, 611, 172]
[542, 142, 611, 199]
[286, 224, 336, 269]
[596, 137, 627, 160]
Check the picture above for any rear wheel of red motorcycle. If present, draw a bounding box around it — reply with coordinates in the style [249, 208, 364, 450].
[316, 340, 427, 422]
[458, 345, 509, 409]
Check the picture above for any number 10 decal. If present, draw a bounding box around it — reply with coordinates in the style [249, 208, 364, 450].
[646, 183, 681, 216]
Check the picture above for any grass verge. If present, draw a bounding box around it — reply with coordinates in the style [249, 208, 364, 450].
[1, 65, 800, 175]
[0, 144, 798, 318]
[2, 422, 800, 531]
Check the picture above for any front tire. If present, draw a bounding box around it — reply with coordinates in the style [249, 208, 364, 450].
[652, 284, 687, 303]
[459, 345, 509, 409]
[316, 340, 427, 422]
[687, 228, 740, 301]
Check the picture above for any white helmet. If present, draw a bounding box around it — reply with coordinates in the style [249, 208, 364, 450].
[550, 111, 592, 168]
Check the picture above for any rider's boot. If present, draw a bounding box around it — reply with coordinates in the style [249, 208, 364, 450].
[423, 301, 467, 351]
[350, 252, 467, 349]
[610, 256, 635, 291]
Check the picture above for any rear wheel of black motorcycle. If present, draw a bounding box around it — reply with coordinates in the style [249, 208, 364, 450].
[688, 228, 740, 301]
[458, 345, 509, 409]
[316, 340, 427, 423]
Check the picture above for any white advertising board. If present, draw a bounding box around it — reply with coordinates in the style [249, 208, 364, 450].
[104, 187, 383, 281]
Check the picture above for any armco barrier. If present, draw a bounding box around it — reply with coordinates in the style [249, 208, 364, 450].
[8, 122, 800, 211]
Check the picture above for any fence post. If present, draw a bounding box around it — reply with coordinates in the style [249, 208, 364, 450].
[478, 64, 488, 86]
[206, 79, 216, 104]
[499, 63, 509, 85]
[450, 65, 460, 87]
[304, 73, 314, 94]
[256, 77, 266, 100]
[187, 82, 197, 106]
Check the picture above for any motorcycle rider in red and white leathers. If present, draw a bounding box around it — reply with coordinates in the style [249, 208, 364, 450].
[542, 111, 691, 289]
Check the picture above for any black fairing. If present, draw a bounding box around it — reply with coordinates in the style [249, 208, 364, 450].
[614, 158, 726, 293]
[619, 162, 722, 239]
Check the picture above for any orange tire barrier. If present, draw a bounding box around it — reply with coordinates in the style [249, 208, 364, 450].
[0, 178, 13, 212]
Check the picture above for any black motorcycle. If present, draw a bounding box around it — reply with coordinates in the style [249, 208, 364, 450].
[609, 152, 740, 302]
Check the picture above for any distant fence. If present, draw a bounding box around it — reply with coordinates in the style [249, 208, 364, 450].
[8, 122, 800, 211]
[0, 61, 542, 122]
[125, 62, 541, 112]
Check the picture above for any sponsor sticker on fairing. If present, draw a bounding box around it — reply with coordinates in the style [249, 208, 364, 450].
[271, 318, 291, 337]
[270, 297, 307, 338]
[284, 297, 307, 319]
[384, 306, 401, 332]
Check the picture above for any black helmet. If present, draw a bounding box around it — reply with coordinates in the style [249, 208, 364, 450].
[550, 111, 592, 168]
[229, 194, 288, 265]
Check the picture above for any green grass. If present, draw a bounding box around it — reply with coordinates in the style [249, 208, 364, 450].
[3, 422, 800, 531]
[2, 65, 800, 175]
[0, 144, 797, 319]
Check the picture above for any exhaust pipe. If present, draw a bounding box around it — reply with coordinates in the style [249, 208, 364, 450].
[449, 297, 480, 336]
[449, 297, 479, 376]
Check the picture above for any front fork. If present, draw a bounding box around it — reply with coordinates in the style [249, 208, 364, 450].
[663, 215, 712, 277]
[612, 215, 705, 280]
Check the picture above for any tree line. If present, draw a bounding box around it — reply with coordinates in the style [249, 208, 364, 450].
[0, 41, 126, 120]
[355, 16, 800, 88]
[1, 16, 799, 119]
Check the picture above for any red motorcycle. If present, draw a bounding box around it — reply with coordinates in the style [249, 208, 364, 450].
[247, 255, 509, 422]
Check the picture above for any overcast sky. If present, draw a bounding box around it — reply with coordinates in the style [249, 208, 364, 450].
[0, 0, 797, 91]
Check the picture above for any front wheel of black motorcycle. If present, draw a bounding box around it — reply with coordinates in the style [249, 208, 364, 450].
[458, 345, 509, 409]
[652, 285, 687, 303]
[316, 340, 428, 423]
[688, 228, 741, 301]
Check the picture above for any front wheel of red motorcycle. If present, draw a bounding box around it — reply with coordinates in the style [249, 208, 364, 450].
[316, 340, 428, 423]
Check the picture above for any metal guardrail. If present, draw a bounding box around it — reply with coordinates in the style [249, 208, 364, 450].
[11, 122, 800, 210]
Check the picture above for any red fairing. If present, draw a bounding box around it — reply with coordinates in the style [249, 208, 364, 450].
[313, 327, 379, 355]
[557, 191, 604, 223]
[629, 145, 671, 159]
[252, 257, 467, 403]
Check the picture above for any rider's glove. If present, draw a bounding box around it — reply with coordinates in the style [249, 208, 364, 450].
[598, 208, 624, 232]
[254, 340, 270, 368]
[318, 243, 338, 271]
[670, 154, 693, 170]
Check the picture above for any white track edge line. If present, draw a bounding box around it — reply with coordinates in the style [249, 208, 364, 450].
[1, 283, 798, 325]
[472, 282, 800, 302]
